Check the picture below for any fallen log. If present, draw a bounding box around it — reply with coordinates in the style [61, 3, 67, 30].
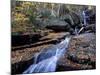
[78, 24, 95, 34]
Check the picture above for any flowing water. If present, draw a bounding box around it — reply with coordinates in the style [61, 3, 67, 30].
[23, 37, 70, 74]
[23, 10, 87, 74]
[82, 11, 87, 25]
[78, 10, 87, 34]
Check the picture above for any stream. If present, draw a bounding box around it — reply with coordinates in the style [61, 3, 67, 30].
[23, 10, 88, 74]
[23, 37, 70, 73]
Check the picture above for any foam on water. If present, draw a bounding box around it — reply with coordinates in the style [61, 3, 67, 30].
[23, 37, 70, 74]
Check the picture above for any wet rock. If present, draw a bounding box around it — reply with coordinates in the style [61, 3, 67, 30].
[57, 33, 96, 71]
[11, 56, 34, 74]
[11, 32, 69, 74]
[84, 24, 96, 33]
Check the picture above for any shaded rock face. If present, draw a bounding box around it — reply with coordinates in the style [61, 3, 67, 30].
[84, 9, 96, 24]
[11, 57, 34, 74]
[12, 33, 42, 46]
[46, 25, 69, 32]
[64, 12, 81, 27]
[57, 33, 96, 71]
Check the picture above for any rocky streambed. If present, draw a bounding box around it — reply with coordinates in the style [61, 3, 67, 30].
[11, 31, 96, 74]
[11, 31, 70, 74]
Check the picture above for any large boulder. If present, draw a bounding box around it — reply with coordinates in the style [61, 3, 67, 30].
[45, 12, 82, 33]
[57, 33, 96, 71]
[64, 12, 81, 26]
[46, 19, 70, 31]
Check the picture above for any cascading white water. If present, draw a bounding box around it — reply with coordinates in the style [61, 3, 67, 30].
[23, 37, 70, 74]
[78, 10, 87, 34]
[82, 11, 86, 25]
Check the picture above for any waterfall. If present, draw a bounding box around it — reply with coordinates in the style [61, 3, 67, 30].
[82, 11, 87, 25]
[51, 4, 56, 17]
[57, 4, 61, 17]
[78, 11, 87, 34]
[23, 37, 70, 74]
